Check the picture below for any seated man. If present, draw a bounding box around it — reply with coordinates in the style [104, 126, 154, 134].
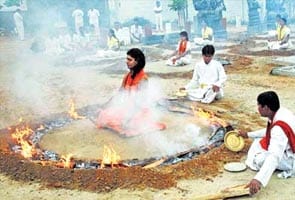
[95, 29, 121, 58]
[194, 21, 214, 46]
[267, 14, 281, 37]
[166, 31, 192, 66]
[239, 91, 295, 195]
[112, 21, 125, 46]
[107, 29, 120, 51]
[130, 18, 143, 44]
[180, 45, 226, 104]
[268, 18, 292, 50]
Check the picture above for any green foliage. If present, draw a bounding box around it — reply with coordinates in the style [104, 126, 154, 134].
[4, 0, 20, 7]
[168, 0, 187, 11]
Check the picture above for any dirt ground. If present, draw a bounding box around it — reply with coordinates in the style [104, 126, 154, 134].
[1, 28, 295, 199]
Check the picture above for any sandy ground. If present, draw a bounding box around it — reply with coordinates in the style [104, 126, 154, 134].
[1, 28, 295, 199]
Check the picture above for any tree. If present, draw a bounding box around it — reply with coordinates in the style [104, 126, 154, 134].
[168, 0, 188, 29]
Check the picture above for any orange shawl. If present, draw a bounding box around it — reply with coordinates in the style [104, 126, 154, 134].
[121, 69, 148, 91]
[178, 40, 187, 55]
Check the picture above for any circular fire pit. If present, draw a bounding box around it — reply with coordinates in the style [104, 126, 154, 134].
[0, 101, 245, 192]
[40, 114, 213, 161]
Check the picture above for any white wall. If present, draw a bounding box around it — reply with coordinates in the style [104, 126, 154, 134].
[109, 0, 196, 24]
[110, 0, 250, 25]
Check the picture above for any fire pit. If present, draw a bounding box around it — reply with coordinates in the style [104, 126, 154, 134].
[0, 99, 241, 192]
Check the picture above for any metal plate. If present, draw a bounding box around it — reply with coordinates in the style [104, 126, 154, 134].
[224, 162, 247, 172]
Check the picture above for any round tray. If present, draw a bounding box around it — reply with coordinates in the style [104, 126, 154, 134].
[224, 131, 245, 152]
[224, 162, 247, 172]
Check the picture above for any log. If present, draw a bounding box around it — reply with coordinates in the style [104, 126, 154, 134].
[194, 184, 250, 200]
[143, 157, 166, 169]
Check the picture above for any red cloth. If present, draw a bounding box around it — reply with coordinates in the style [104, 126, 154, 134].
[178, 40, 187, 55]
[260, 120, 295, 153]
[97, 70, 166, 137]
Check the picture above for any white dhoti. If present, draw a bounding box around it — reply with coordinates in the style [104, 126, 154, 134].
[15, 22, 24, 40]
[186, 85, 223, 104]
[166, 55, 191, 66]
[194, 37, 214, 46]
[268, 41, 292, 50]
[75, 22, 83, 36]
[155, 13, 163, 31]
[246, 138, 295, 176]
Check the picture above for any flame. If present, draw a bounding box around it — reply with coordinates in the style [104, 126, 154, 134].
[192, 107, 228, 127]
[101, 145, 121, 168]
[11, 125, 36, 158]
[59, 154, 74, 168]
[68, 99, 85, 119]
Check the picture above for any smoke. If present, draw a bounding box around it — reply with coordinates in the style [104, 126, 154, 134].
[98, 77, 210, 156]
[140, 123, 208, 156]
[9, 53, 54, 115]
[8, 50, 104, 118]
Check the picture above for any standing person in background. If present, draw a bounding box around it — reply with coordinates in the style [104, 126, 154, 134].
[238, 91, 295, 195]
[13, 8, 24, 41]
[72, 7, 84, 36]
[130, 18, 143, 44]
[166, 31, 191, 66]
[87, 7, 100, 37]
[153, 0, 163, 32]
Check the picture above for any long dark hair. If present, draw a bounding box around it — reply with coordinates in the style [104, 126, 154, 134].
[127, 48, 146, 79]
[180, 31, 189, 41]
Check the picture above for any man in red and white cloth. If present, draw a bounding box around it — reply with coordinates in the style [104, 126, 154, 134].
[239, 91, 295, 195]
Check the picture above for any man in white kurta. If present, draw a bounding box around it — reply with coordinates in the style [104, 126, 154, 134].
[13, 9, 24, 40]
[239, 91, 295, 195]
[72, 8, 84, 36]
[130, 18, 143, 43]
[183, 45, 226, 104]
[87, 8, 100, 36]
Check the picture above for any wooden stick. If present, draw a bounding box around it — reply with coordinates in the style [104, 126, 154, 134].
[194, 184, 250, 200]
[143, 157, 166, 169]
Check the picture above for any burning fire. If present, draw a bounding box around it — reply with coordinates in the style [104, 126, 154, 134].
[57, 154, 75, 168]
[192, 107, 228, 127]
[101, 145, 121, 168]
[68, 99, 85, 119]
[11, 125, 36, 158]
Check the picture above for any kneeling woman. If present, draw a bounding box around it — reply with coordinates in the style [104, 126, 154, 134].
[97, 48, 166, 136]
